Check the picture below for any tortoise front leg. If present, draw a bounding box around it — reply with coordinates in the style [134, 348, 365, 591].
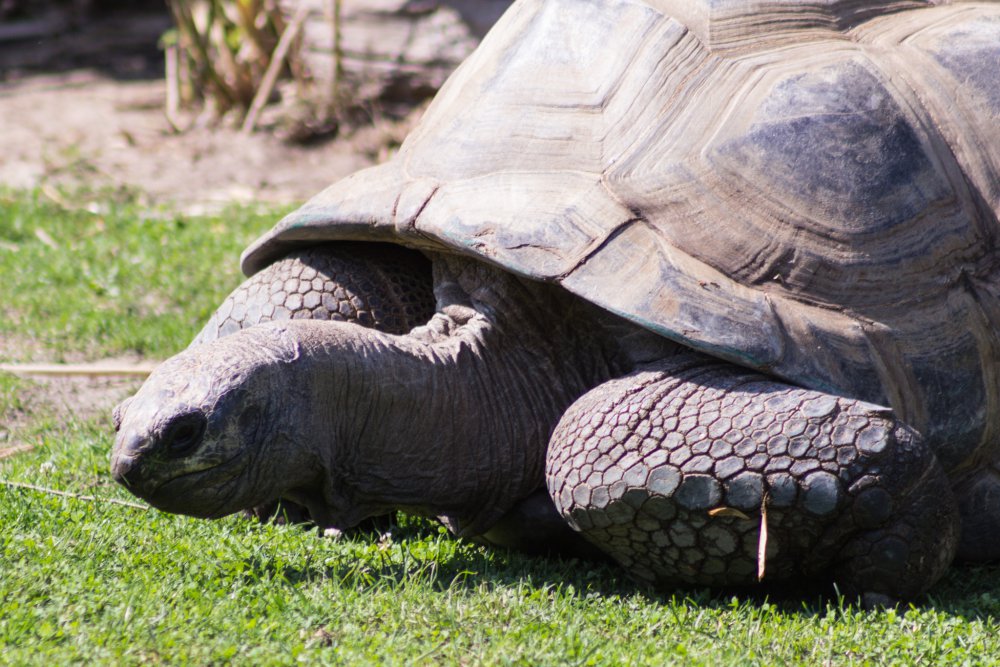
[195, 242, 435, 526]
[545, 353, 959, 603]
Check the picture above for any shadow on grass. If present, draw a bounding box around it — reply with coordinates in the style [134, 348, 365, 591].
[229, 513, 1000, 622]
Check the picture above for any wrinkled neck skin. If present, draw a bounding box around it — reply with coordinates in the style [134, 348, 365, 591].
[115, 256, 667, 536]
[291, 257, 633, 535]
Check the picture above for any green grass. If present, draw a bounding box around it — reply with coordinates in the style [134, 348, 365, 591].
[0, 188, 286, 361]
[2, 189, 1000, 664]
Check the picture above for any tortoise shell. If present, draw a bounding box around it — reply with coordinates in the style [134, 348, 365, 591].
[242, 0, 1000, 474]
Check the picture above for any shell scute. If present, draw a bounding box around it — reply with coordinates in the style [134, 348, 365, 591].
[923, 13, 1000, 116]
[709, 59, 947, 237]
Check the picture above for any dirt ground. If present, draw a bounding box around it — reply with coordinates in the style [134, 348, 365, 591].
[0, 7, 415, 210]
[0, 7, 418, 432]
[0, 72, 399, 209]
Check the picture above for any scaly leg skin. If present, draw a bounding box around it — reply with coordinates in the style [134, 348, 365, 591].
[546, 353, 960, 603]
[198, 242, 436, 527]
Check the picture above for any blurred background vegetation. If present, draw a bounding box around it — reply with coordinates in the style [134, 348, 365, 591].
[0, 0, 509, 141]
[161, 0, 311, 131]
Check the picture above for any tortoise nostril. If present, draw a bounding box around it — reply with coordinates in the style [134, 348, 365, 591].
[163, 412, 208, 458]
[111, 452, 143, 487]
[111, 432, 151, 487]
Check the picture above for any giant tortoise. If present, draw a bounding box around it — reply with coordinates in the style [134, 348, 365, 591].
[111, 0, 1000, 603]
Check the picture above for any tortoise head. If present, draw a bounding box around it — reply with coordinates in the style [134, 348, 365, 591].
[111, 326, 304, 518]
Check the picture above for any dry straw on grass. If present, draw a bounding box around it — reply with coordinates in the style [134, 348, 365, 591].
[0, 479, 150, 510]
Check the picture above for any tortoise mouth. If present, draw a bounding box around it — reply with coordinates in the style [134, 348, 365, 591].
[127, 450, 251, 518]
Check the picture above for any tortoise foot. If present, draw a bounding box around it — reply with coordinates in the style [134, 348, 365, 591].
[832, 457, 958, 600]
[546, 353, 959, 601]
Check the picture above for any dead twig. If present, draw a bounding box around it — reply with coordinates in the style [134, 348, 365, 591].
[40, 182, 71, 209]
[757, 491, 771, 581]
[328, 0, 344, 107]
[0, 444, 35, 460]
[34, 228, 59, 250]
[242, 3, 309, 133]
[1, 480, 149, 511]
[707, 506, 751, 520]
[165, 43, 183, 132]
[0, 362, 158, 377]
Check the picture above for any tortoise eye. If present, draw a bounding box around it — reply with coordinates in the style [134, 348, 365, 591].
[162, 412, 207, 457]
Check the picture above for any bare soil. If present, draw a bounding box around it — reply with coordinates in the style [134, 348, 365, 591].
[0, 71, 412, 210]
[3, 372, 141, 437]
[0, 7, 416, 209]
